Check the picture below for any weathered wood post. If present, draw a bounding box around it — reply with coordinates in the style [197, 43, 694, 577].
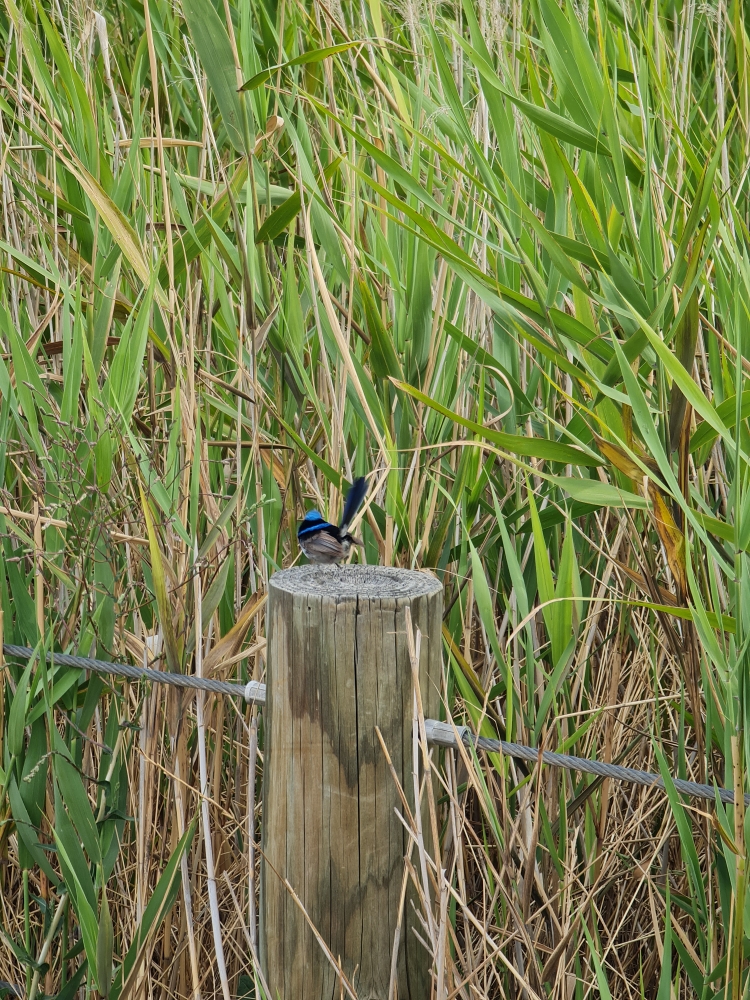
[261, 565, 443, 1000]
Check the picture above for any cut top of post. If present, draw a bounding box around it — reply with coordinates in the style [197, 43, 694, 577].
[269, 564, 443, 600]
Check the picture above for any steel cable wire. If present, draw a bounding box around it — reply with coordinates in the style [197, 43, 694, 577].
[4, 644, 745, 805]
[2, 644, 265, 704]
[425, 720, 748, 806]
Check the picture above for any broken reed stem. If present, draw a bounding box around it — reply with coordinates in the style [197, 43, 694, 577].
[247, 713, 258, 949]
[172, 747, 202, 1000]
[223, 872, 272, 1000]
[142, 622, 201, 1000]
[194, 544, 232, 1000]
[374, 723, 423, 1000]
[405, 606, 442, 960]
[402, 603, 462, 996]
[731, 734, 746, 1000]
[33, 497, 43, 637]
[137, 650, 147, 924]
[411, 673, 435, 949]
[27, 892, 68, 1000]
[387, 863, 410, 1000]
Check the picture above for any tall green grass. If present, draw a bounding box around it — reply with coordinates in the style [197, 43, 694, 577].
[0, 0, 749, 994]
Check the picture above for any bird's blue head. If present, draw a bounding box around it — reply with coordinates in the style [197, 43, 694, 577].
[302, 510, 324, 524]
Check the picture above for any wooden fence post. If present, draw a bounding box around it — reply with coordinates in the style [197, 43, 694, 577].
[260, 565, 443, 999]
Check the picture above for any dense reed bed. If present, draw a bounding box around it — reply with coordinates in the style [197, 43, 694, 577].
[1, 0, 749, 995]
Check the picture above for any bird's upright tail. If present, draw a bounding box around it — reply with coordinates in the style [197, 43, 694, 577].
[340, 476, 367, 533]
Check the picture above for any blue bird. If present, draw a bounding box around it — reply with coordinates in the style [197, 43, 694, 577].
[297, 477, 368, 564]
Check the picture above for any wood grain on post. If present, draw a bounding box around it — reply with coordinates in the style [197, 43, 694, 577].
[261, 565, 443, 1000]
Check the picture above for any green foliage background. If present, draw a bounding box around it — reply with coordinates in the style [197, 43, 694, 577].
[1, 0, 749, 994]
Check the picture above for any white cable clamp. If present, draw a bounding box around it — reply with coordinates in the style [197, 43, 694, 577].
[244, 680, 267, 706]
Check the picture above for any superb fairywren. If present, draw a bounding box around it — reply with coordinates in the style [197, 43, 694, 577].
[297, 477, 368, 564]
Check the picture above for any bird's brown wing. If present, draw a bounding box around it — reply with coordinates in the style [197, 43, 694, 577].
[303, 531, 344, 561]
